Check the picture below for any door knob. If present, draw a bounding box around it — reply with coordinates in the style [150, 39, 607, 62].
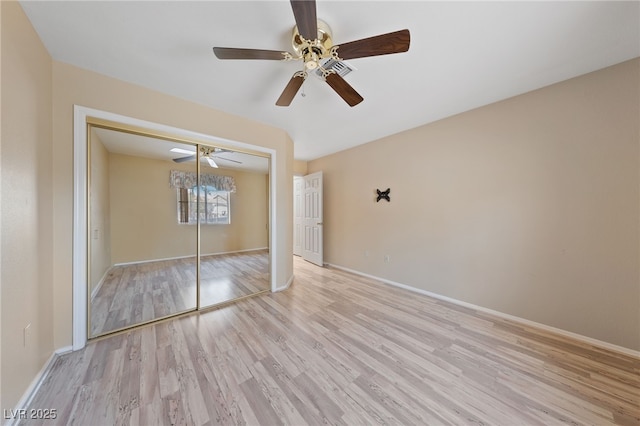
[317, 222, 323, 225]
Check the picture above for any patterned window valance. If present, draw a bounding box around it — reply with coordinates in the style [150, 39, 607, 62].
[169, 170, 236, 193]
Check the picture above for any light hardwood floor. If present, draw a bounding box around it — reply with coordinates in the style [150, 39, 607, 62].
[24, 256, 639, 425]
[91, 250, 270, 337]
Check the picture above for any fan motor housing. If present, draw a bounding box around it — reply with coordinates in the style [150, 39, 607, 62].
[292, 19, 333, 70]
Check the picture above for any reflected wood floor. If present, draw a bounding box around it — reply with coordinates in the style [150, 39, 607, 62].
[26, 256, 639, 425]
[91, 250, 269, 336]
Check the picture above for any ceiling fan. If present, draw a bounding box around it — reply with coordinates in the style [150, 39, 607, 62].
[212, 0, 410, 107]
[171, 147, 242, 168]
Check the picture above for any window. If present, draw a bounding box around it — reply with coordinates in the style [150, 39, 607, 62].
[178, 185, 230, 225]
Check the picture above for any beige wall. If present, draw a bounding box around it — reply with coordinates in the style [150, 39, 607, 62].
[108, 152, 268, 264]
[309, 59, 640, 351]
[89, 132, 112, 294]
[1, 1, 54, 411]
[293, 159, 308, 176]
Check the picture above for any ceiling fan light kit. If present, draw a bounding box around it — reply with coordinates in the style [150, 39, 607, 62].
[212, 0, 410, 107]
[291, 19, 334, 71]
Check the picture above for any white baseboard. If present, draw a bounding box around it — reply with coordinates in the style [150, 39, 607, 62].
[90, 266, 112, 301]
[274, 274, 294, 292]
[4, 346, 73, 426]
[328, 263, 640, 360]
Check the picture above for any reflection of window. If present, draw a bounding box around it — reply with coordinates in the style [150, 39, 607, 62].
[177, 185, 230, 225]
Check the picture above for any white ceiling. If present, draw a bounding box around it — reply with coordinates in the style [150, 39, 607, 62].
[21, 1, 640, 161]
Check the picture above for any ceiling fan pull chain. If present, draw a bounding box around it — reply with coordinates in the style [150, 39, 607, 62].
[296, 70, 308, 97]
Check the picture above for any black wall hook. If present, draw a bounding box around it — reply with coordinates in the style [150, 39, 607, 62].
[376, 188, 390, 202]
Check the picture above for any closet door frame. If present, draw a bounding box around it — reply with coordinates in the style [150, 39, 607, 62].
[73, 105, 278, 350]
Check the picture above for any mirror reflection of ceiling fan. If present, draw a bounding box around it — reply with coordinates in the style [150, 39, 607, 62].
[212, 0, 410, 107]
[171, 147, 242, 168]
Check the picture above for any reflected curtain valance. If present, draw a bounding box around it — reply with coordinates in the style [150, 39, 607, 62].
[169, 170, 236, 193]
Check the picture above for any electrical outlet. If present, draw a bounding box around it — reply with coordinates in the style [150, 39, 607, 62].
[384, 255, 391, 263]
[23, 323, 31, 347]
[364, 250, 369, 257]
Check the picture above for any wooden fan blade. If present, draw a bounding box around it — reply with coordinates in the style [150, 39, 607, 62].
[276, 73, 306, 106]
[213, 47, 288, 60]
[173, 155, 196, 163]
[325, 73, 363, 107]
[290, 0, 317, 41]
[334, 29, 410, 60]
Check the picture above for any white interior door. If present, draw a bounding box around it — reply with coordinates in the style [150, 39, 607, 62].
[302, 171, 323, 266]
[293, 176, 303, 256]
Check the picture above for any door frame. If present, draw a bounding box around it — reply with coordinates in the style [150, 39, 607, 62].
[72, 105, 279, 350]
[293, 176, 304, 257]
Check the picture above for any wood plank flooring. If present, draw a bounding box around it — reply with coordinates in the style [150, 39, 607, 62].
[24, 256, 640, 425]
[90, 250, 270, 337]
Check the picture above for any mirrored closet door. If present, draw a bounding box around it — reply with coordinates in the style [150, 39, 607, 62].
[199, 152, 270, 308]
[87, 123, 270, 339]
